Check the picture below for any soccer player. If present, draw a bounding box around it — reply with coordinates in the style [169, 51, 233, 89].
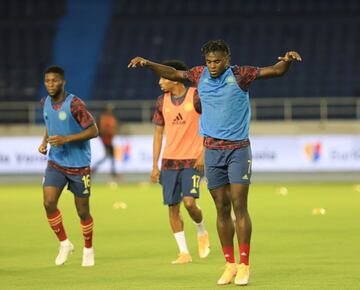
[128, 41, 301, 285]
[92, 103, 119, 181]
[38, 66, 98, 267]
[151, 60, 210, 264]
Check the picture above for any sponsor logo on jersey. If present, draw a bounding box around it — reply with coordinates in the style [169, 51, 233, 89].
[226, 76, 236, 85]
[58, 111, 67, 121]
[172, 113, 186, 125]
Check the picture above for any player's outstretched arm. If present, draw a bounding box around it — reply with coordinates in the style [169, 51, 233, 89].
[48, 124, 98, 147]
[257, 51, 302, 80]
[128, 57, 186, 82]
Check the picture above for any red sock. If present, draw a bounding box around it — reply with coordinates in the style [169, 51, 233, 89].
[47, 209, 67, 241]
[239, 244, 250, 265]
[222, 246, 235, 263]
[81, 217, 94, 248]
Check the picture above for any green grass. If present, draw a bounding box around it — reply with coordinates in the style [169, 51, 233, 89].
[0, 182, 359, 289]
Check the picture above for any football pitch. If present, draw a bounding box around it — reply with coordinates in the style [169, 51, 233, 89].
[0, 182, 359, 290]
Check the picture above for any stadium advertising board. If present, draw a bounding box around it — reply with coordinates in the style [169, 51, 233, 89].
[0, 135, 359, 173]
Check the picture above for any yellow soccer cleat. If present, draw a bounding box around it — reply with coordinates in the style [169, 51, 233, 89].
[198, 231, 210, 258]
[217, 262, 237, 285]
[171, 252, 192, 264]
[234, 263, 250, 286]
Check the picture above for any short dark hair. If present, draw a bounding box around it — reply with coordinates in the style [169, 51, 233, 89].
[44, 65, 65, 78]
[162, 60, 187, 71]
[201, 40, 231, 57]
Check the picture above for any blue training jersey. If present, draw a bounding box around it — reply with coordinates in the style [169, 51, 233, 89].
[198, 66, 251, 141]
[43, 94, 91, 167]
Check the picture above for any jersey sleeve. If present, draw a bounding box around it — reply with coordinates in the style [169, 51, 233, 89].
[232, 65, 259, 91]
[184, 66, 204, 86]
[70, 97, 95, 129]
[39, 97, 46, 108]
[152, 95, 165, 126]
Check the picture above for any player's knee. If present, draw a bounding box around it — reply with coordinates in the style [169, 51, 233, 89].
[168, 205, 180, 217]
[183, 199, 196, 212]
[216, 201, 232, 218]
[232, 200, 248, 213]
[43, 199, 57, 212]
[232, 204, 248, 218]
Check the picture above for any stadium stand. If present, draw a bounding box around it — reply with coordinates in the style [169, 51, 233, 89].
[0, 0, 359, 104]
[92, 0, 360, 100]
[0, 0, 66, 101]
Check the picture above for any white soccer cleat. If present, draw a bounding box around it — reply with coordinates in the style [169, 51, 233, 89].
[55, 240, 74, 266]
[82, 247, 95, 267]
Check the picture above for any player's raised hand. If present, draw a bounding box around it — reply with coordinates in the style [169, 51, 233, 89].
[151, 166, 160, 183]
[48, 135, 67, 147]
[278, 51, 302, 62]
[128, 57, 148, 68]
[38, 143, 48, 155]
